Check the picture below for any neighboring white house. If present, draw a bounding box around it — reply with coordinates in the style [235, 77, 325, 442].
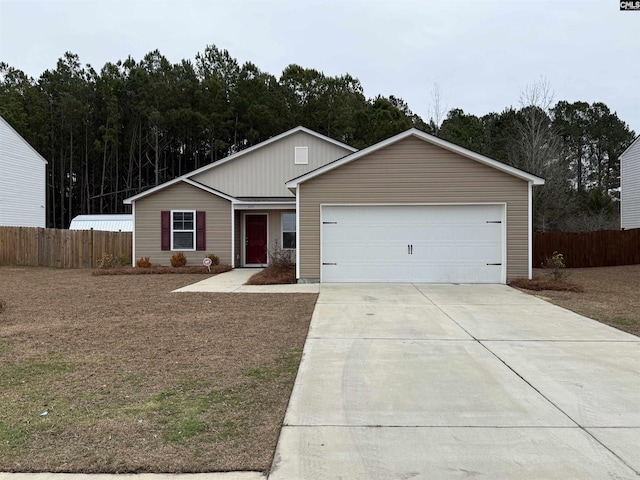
[69, 214, 133, 232]
[0, 116, 47, 227]
[621, 135, 640, 230]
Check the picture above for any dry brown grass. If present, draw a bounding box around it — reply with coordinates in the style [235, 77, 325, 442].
[92, 265, 232, 276]
[246, 265, 296, 285]
[520, 266, 640, 337]
[0, 267, 317, 473]
[509, 277, 583, 292]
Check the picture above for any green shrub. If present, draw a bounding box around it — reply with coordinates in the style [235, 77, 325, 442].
[206, 253, 220, 266]
[118, 253, 131, 266]
[170, 252, 187, 268]
[136, 256, 152, 268]
[542, 251, 569, 281]
[97, 253, 119, 269]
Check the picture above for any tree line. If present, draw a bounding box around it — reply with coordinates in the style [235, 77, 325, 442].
[0, 46, 635, 231]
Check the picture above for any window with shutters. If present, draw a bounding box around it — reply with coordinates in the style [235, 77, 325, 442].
[172, 210, 195, 250]
[161, 210, 205, 251]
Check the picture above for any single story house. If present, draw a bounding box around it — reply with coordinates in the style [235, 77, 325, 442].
[620, 135, 640, 230]
[124, 126, 544, 283]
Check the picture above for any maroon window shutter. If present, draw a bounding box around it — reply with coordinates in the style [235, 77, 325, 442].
[196, 211, 206, 251]
[161, 211, 170, 251]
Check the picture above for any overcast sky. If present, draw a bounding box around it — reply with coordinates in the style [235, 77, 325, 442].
[1, 0, 639, 133]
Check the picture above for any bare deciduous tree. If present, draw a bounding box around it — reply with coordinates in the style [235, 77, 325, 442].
[428, 83, 447, 135]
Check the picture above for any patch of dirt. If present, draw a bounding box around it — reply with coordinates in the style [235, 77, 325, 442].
[523, 266, 640, 337]
[246, 265, 296, 285]
[0, 267, 317, 472]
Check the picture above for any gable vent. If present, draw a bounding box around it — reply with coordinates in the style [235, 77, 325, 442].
[295, 146, 308, 165]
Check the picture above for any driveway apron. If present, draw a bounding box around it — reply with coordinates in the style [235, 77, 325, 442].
[269, 284, 640, 479]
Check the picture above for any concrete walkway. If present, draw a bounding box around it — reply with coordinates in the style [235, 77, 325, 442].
[269, 283, 640, 479]
[173, 268, 319, 293]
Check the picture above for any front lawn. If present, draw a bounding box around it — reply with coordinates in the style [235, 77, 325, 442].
[522, 265, 640, 337]
[0, 267, 317, 473]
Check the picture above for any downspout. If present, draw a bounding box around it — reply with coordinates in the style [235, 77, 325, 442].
[528, 181, 533, 280]
[296, 186, 300, 281]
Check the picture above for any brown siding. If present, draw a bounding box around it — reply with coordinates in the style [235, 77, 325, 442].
[134, 182, 231, 266]
[299, 136, 530, 281]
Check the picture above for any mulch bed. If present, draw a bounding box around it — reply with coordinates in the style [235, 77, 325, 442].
[92, 265, 232, 275]
[0, 267, 317, 473]
[246, 265, 295, 285]
[509, 277, 583, 292]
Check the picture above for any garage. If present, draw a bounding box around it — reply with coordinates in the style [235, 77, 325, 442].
[321, 204, 505, 283]
[287, 128, 545, 284]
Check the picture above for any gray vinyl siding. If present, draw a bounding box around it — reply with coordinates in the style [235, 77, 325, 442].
[191, 131, 352, 198]
[134, 182, 231, 266]
[621, 138, 640, 230]
[0, 117, 47, 227]
[299, 136, 530, 281]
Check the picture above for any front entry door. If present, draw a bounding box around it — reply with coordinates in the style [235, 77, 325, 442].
[245, 214, 268, 265]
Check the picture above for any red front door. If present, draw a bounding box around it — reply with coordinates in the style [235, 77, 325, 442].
[245, 214, 268, 264]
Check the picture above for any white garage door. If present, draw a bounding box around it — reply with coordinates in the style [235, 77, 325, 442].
[321, 205, 505, 283]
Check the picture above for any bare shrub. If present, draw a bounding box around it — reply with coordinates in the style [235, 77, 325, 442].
[97, 253, 119, 269]
[170, 252, 187, 268]
[542, 251, 569, 281]
[267, 241, 294, 272]
[136, 256, 152, 268]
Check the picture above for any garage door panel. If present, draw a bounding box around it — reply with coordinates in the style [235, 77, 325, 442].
[321, 205, 504, 283]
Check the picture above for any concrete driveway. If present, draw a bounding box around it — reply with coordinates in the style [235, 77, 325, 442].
[269, 284, 640, 479]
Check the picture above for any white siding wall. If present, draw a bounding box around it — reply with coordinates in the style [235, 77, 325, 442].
[0, 117, 47, 227]
[621, 138, 640, 230]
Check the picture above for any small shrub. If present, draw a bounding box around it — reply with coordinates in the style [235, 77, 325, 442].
[170, 252, 187, 268]
[267, 240, 294, 272]
[97, 252, 119, 269]
[0, 299, 6, 314]
[542, 251, 569, 281]
[118, 253, 131, 266]
[136, 256, 152, 268]
[206, 253, 220, 266]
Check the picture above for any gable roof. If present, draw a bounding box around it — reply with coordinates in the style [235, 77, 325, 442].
[124, 177, 236, 204]
[620, 135, 640, 160]
[0, 116, 48, 165]
[123, 126, 356, 204]
[286, 128, 545, 189]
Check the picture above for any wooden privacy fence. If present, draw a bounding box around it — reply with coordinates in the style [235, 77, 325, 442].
[0, 227, 132, 268]
[533, 229, 640, 268]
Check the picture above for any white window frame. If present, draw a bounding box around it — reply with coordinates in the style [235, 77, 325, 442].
[281, 212, 297, 250]
[294, 146, 308, 165]
[171, 210, 196, 251]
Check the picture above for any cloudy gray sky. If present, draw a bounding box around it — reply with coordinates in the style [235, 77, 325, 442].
[1, 0, 639, 133]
